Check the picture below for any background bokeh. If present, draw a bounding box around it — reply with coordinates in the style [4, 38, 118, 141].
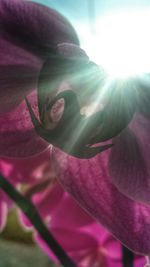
[0, 209, 56, 267]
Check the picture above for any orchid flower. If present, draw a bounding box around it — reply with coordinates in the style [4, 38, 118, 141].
[19, 181, 128, 267]
[1, 0, 150, 264]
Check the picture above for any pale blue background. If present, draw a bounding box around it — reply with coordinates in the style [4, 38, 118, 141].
[32, 0, 150, 45]
[33, 0, 150, 21]
[32, 0, 150, 41]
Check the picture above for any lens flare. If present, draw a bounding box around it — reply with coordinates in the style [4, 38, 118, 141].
[76, 9, 150, 78]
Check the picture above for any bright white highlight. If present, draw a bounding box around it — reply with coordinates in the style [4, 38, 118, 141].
[77, 9, 150, 78]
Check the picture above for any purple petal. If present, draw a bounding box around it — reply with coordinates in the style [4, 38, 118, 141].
[0, 91, 48, 157]
[109, 113, 150, 205]
[0, 0, 80, 156]
[0, 0, 79, 113]
[53, 147, 150, 254]
[57, 43, 89, 61]
[0, 0, 79, 52]
[0, 38, 42, 113]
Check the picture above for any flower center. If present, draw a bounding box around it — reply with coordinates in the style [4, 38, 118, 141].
[26, 53, 136, 158]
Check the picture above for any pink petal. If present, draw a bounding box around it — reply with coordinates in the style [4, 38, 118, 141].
[50, 190, 94, 229]
[86, 223, 122, 260]
[135, 256, 146, 267]
[0, 194, 9, 231]
[1, 147, 52, 183]
[1, 189, 21, 230]
[31, 183, 64, 219]
[35, 225, 123, 267]
[109, 113, 150, 205]
[53, 147, 150, 254]
[35, 229, 99, 265]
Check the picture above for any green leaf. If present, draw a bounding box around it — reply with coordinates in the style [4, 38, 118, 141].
[0, 239, 57, 267]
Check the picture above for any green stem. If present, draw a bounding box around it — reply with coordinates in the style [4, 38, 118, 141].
[0, 174, 76, 267]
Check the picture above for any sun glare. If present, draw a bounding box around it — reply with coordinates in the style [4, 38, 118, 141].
[77, 9, 150, 78]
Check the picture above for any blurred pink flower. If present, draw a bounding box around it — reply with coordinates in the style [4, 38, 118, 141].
[0, 146, 146, 266]
[0, 158, 20, 231]
[0, 148, 52, 230]
[19, 179, 122, 267]
[19, 172, 146, 267]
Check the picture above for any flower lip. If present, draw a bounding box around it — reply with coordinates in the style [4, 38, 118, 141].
[25, 91, 113, 159]
[26, 45, 136, 159]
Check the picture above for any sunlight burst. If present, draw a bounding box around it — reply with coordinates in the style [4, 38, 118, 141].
[77, 9, 150, 78]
